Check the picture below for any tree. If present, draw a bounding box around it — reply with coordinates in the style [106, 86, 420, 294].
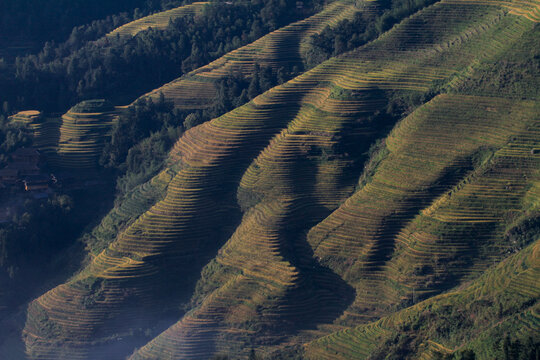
[333, 35, 346, 55]
[277, 66, 287, 84]
[248, 70, 261, 99]
[184, 113, 202, 130]
[2, 101, 9, 115]
[249, 349, 258, 360]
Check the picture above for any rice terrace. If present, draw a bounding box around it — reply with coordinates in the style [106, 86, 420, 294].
[0, 0, 538, 359]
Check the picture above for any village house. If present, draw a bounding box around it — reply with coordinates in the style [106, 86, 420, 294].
[23, 174, 50, 192]
[0, 168, 19, 184]
[6, 161, 40, 177]
[0, 147, 44, 188]
[11, 147, 41, 164]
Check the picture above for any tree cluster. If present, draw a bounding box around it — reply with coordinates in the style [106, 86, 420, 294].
[0, 0, 175, 47]
[1, 0, 315, 113]
[105, 63, 286, 196]
[0, 110, 32, 168]
[302, 0, 439, 68]
[434, 336, 539, 360]
[0, 194, 75, 303]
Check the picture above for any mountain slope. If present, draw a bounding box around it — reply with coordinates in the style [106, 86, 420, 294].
[305, 237, 540, 359]
[139, 0, 365, 109]
[19, 0, 364, 171]
[21, 2, 369, 357]
[106, 2, 208, 40]
[18, 0, 540, 359]
[127, 1, 539, 358]
[308, 93, 538, 322]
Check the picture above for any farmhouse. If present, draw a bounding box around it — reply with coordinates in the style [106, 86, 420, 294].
[5, 147, 42, 177]
[0, 147, 45, 187]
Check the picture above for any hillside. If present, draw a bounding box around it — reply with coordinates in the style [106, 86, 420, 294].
[106, 2, 208, 40]
[0, 0, 538, 359]
[306, 237, 539, 359]
[138, 0, 366, 109]
[0, 0, 165, 59]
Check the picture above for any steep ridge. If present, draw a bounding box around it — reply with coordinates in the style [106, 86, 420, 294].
[20, 2, 376, 357]
[304, 1, 539, 324]
[129, 63, 381, 360]
[138, 0, 366, 109]
[308, 94, 539, 322]
[21, 0, 539, 359]
[305, 238, 540, 359]
[299, 5, 540, 357]
[128, 1, 538, 359]
[106, 2, 208, 40]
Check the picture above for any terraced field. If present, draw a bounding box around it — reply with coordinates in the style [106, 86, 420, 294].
[106, 2, 208, 40]
[52, 101, 123, 169]
[12, 0, 364, 172]
[444, 0, 540, 22]
[7, 102, 121, 170]
[8, 110, 61, 159]
[19, 0, 540, 359]
[129, 3, 539, 357]
[28, 117, 62, 158]
[306, 238, 540, 359]
[138, 0, 367, 109]
[308, 94, 539, 321]
[9, 110, 43, 126]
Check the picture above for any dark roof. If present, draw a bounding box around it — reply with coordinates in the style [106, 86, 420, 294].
[0, 168, 18, 177]
[6, 162, 39, 171]
[23, 174, 50, 183]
